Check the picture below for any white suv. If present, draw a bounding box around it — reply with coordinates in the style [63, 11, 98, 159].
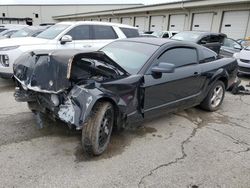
[0, 21, 139, 78]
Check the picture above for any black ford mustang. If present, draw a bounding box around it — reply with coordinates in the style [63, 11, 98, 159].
[13, 38, 238, 156]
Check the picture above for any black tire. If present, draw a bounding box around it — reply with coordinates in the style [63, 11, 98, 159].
[200, 81, 225, 112]
[81, 102, 114, 156]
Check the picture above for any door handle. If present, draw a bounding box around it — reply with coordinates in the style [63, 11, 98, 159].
[194, 72, 200, 76]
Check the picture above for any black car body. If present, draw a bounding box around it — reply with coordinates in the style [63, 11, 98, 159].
[13, 38, 238, 155]
[171, 31, 226, 54]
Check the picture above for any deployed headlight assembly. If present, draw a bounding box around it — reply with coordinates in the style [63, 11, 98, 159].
[0, 45, 20, 51]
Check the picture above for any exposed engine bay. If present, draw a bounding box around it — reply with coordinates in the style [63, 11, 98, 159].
[13, 50, 141, 129]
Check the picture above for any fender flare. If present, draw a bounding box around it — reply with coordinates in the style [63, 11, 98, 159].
[208, 68, 229, 89]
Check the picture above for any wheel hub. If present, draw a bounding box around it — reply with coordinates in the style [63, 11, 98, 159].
[210, 85, 223, 108]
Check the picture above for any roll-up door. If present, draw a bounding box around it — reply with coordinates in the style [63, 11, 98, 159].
[110, 18, 120, 23]
[135, 16, 148, 32]
[100, 18, 109, 22]
[221, 11, 250, 39]
[150, 16, 164, 32]
[121, 17, 132, 26]
[169, 14, 186, 31]
[192, 13, 214, 31]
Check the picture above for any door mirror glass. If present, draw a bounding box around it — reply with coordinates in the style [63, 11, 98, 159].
[60, 35, 72, 44]
[233, 44, 242, 50]
[151, 62, 175, 74]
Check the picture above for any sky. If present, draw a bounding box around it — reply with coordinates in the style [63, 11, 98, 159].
[0, 0, 181, 5]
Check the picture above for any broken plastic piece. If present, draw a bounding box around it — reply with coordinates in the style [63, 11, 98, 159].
[34, 112, 44, 129]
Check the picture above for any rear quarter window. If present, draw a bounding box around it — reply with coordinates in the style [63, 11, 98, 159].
[93, 25, 118, 39]
[120, 27, 139, 38]
[200, 48, 217, 63]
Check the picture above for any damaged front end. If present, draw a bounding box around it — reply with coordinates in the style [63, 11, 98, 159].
[14, 49, 131, 129]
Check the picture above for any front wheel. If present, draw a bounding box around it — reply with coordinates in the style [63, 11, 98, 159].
[81, 102, 114, 156]
[200, 81, 225, 111]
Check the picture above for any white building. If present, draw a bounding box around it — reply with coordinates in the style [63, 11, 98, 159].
[53, 0, 250, 39]
[0, 4, 142, 26]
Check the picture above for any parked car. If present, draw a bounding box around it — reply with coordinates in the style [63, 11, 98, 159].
[0, 29, 19, 38]
[237, 39, 250, 47]
[139, 34, 158, 38]
[13, 38, 238, 156]
[234, 46, 250, 75]
[152, 30, 179, 38]
[171, 31, 226, 54]
[10, 26, 49, 38]
[0, 24, 27, 33]
[0, 21, 139, 78]
[220, 38, 243, 57]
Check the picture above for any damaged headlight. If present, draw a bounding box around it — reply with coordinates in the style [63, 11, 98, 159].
[51, 94, 60, 106]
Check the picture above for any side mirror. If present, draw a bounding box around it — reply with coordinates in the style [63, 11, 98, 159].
[151, 62, 175, 74]
[200, 40, 207, 45]
[60, 35, 72, 44]
[233, 44, 242, 50]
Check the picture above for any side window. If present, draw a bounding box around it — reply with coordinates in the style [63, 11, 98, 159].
[120, 27, 139, 38]
[199, 36, 210, 44]
[201, 48, 217, 63]
[66, 25, 91, 40]
[93, 25, 118, 39]
[210, 35, 220, 43]
[222, 38, 241, 49]
[162, 33, 169, 38]
[158, 47, 198, 67]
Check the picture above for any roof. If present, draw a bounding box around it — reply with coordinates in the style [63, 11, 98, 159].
[118, 38, 176, 46]
[117, 37, 207, 49]
[56, 21, 137, 29]
[179, 31, 227, 36]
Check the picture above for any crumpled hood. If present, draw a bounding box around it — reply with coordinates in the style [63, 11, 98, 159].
[239, 49, 250, 60]
[0, 37, 49, 48]
[13, 49, 128, 93]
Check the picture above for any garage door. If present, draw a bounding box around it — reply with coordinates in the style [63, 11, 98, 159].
[135, 16, 148, 32]
[192, 13, 214, 31]
[150, 16, 164, 32]
[100, 18, 109, 22]
[221, 11, 250, 39]
[169, 14, 186, 31]
[121, 17, 132, 26]
[110, 18, 120, 23]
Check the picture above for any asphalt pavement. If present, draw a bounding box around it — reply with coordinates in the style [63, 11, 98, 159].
[0, 77, 249, 188]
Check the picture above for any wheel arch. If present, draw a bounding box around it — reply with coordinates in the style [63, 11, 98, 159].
[93, 97, 122, 130]
[217, 76, 228, 89]
[210, 68, 229, 90]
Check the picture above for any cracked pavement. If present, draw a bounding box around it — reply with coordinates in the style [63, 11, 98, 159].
[0, 77, 250, 188]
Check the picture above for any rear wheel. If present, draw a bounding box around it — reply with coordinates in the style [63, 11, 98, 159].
[200, 81, 225, 111]
[81, 102, 114, 156]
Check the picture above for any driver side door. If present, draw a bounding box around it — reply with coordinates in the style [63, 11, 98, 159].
[142, 46, 203, 116]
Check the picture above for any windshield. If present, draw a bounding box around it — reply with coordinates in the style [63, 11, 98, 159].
[11, 28, 31, 38]
[36, 24, 70, 39]
[101, 41, 158, 74]
[245, 46, 250, 51]
[172, 32, 200, 42]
